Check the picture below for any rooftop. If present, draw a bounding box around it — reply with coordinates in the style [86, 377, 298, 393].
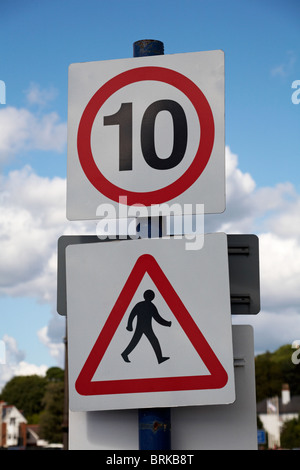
[257, 395, 300, 415]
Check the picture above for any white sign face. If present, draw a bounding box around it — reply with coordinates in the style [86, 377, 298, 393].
[66, 233, 234, 411]
[67, 50, 225, 220]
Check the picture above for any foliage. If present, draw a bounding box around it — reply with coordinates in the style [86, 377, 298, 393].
[0, 344, 299, 446]
[39, 381, 64, 443]
[0, 374, 47, 422]
[46, 366, 64, 382]
[256, 345, 300, 449]
[0, 366, 65, 443]
[255, 344, 300, 402]
[280, 415, 300, 449]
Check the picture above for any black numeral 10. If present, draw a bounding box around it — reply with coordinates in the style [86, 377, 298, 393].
[104, 99, 188, 171]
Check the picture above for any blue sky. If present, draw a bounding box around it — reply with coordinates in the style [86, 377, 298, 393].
[2, 0, 299, 187]
[0, 0, 300, 389]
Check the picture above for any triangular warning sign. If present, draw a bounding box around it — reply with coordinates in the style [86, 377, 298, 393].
[75, 254, 228, 396]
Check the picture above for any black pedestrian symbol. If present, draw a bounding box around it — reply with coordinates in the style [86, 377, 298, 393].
[121, 289, 172, 364]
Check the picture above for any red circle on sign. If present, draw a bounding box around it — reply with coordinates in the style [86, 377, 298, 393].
[77, 66, 215, 206]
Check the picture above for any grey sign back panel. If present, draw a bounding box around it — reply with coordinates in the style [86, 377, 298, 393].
[227, 235, 260, 315]
[57, 235, 129, 316]
[57, 234, 260, 316]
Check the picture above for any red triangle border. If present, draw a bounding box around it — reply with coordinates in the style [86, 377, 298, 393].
[75, 254, 228, 396]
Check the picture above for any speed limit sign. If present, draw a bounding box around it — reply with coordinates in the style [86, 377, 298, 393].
[67, 50, 224, 220]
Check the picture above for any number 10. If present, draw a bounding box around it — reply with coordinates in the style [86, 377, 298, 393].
[104, 99, 188, 171]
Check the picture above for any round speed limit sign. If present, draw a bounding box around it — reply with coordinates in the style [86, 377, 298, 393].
[67, 50, 225, 220]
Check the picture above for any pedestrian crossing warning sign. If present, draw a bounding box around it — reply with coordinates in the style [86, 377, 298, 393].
[75, 253, 228, 396]
[66, 235, 235, 411]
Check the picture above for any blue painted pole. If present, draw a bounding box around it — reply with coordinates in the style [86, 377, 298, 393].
[138, 408, 171, 450]
[133, 39, 171, 451]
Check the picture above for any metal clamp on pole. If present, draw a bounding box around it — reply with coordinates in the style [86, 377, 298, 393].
[234, 357, 246, 367]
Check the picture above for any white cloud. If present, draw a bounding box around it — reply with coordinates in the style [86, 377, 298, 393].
[3, 181, 95, 313]
[259, 233, 300, 310]
[226, 147, 256, 199]
[0, 166, 67, 301]
[233, 309, 300, 355]
[265, 194, 300, 239]
[2, 334, 25, 363]
[0, 142, 300, 390]
[271, 50, 297, 77]
[0, 166, 95, 305]
[0, 106, 66, 164]
[25, 82, 58, 107]
[205, 147, 300, 353]
[0, 335, 48, 392]
[213, 149, 300, 316]
[38, 324, 64, 365]
[0, 165, 93, 388]
[206, 147, 300, 236]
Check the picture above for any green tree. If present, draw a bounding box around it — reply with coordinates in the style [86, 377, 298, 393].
[280, 415, 300, 449]
[255, 351, 282, 402]
[0, 367, 65, 433]
[39, 380, 64, 443]
[0, 375, 47, 421]
[46, 366, 64, 382]
[255, 345, 300, 402]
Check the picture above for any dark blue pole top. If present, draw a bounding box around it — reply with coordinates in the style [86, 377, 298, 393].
[133, 39, 164, 57]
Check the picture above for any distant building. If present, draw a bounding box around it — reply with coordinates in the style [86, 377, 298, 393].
[257, 384, 300, 448]
[0, 401, 57, 449]
[0, 402, 27, 448]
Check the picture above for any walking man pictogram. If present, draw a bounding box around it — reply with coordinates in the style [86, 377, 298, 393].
[121, 289, 172, 364]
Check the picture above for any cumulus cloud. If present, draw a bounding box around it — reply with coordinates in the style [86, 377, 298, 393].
[0, 142, 300, 389]
[206, 147, 300, 352]
[25, 82, 58, 108]
[0, 166, 66, 301]
[0, 335, 48, 391]
[0, 164, 94, 387]
[265, 194, 300, 239]
[206, 147, 300, 236]
[0, 106, 66, 164]
[0, 166, 93, 300]
[233, 309, 300, 355]
[259, 233, 300, 311]
[38, 324, 64, 366]
[2, 334, 25, 364]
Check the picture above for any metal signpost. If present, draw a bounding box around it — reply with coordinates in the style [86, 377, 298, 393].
[59, 39, 260, 451]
